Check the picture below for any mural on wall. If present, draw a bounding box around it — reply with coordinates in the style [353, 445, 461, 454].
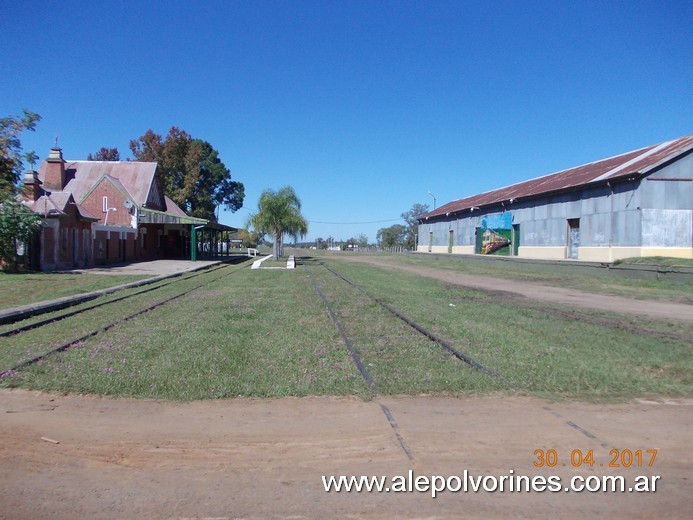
[478, 213, 512, 255]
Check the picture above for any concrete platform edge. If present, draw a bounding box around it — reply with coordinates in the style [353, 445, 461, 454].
[0, 261, 221, 326]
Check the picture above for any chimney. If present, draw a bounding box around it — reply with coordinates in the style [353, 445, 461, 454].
[44, 147, 66, 190]
[22, 169, 41, 201]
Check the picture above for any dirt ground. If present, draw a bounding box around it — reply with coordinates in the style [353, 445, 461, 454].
[331, 255, 693, 322]
[1, 258, 691, 519]
[1, 390, 691, 519]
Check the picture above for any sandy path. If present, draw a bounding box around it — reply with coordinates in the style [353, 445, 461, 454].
[332, 255, 693, 322]
[1, 390, 690, 519]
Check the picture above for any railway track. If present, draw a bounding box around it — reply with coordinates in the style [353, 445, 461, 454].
[0, 263, 234, 337]
[303, 255, 613, 456]
[305, 256, 508, 388]
[2, 253, 616, 456]
[0, 259, 251, 377]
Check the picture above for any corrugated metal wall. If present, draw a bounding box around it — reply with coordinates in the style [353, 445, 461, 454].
[420, 156, 692, 251]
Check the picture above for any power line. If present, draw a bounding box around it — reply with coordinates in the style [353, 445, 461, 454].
[225, 207, 404, 226]
[308, 218, 402, 225]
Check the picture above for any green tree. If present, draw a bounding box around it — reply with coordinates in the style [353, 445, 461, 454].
[129, 128, 244, 221]
[87, 147, 120, 161]
[401, 202, 429, 250]
[239, 229, 264, 249]
[24, 151, 39, 171]
[0, 110, 41, 197]
[356, 233, 369, 248]
[194, 140, 244, 217]
[248, 186, 308, 261]
[376, 224, 407, 248]
[0, 198, 42, 271]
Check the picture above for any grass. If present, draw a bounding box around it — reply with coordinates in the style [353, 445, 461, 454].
[0, 272, 149, 310]
[1, 265, 369, 400]
[613, 256, 693, 268]
[326, 251, 693, 303]
[315, 256, 692, 401]
[1, 255, 690, 401]
[0, 268, 236, 373]
[259, 256, 291, 268]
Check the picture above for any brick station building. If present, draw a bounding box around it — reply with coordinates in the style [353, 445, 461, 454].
[21, 146, 209, 270]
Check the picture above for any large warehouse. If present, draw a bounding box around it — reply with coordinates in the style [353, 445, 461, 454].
[418, 135, 693, 262]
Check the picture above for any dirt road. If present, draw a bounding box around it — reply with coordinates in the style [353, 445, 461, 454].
[1, 390, 690, 519]
[332, 255, 693, 322]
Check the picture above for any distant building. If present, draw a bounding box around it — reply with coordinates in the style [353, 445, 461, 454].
[21, 146, 207, 270]
[418, 135, 693, 262]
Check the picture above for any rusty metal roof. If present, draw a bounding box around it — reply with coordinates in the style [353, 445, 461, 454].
[36, 159, 191, 221]
[25, 191, 99, 221]
[422, 135, 693, 220]
[47, 161, 158, 206]
[163, 195, 188, 217]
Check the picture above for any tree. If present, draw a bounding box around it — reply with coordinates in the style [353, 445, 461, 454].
[0, 198, 42, 271]
[87, 147, 120, 161]
[0, 110, 43, 270]
[195, 140, 244, 216]
[248, 186, 308, 261]
[0, 110, 41, 197]
[237, 229, 261, 248]
[346, 234, 369, 250]
[376, 224, 406, 248]
[356, 233, 369, 248]
[401, 202, 430, 250]
[129, 127, 244, 221]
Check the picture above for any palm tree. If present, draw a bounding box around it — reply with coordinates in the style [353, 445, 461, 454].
[248, 186, 308, 261]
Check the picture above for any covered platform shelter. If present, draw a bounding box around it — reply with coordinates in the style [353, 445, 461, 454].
[136, 206, 208, 261]
[192, 221, 240, 260]
[138, 207, 239, 261]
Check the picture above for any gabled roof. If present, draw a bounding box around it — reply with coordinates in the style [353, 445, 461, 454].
[44, 191, 72, 211]
[24, 191, 99, 221]
[24, 194, 66, 218]
[164, 195, 187, 217]
[74, 204, 100, 221]
[81, 174, 136, 205]
[26, 155, 209, 224]
[422, 134, 693, 220]
[37, 160, 158, 207]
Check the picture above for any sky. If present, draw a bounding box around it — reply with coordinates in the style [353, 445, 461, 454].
[2, 0, 691, 243]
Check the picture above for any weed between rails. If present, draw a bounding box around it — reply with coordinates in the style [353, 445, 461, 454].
[319, 257, 692, 401]
[1, 257, 690, 402]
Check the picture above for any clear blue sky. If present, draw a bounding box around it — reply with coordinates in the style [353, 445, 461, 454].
[2, 0, 691, 243]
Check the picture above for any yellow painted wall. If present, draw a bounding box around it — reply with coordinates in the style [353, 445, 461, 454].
[641, 247, 693, 259]
[451, 246, 475, 255]
[419, 244, 693, 261]
[518, 246, 567, 259]
[579, 247, 693, 261]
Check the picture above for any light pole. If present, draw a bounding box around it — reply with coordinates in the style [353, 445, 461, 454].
[428, 191, 436, 210]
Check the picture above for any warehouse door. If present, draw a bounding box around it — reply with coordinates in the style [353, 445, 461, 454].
[512, 224, 520, 256]
[448, 230, 454, 253]
[567, 219, 580, 259]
